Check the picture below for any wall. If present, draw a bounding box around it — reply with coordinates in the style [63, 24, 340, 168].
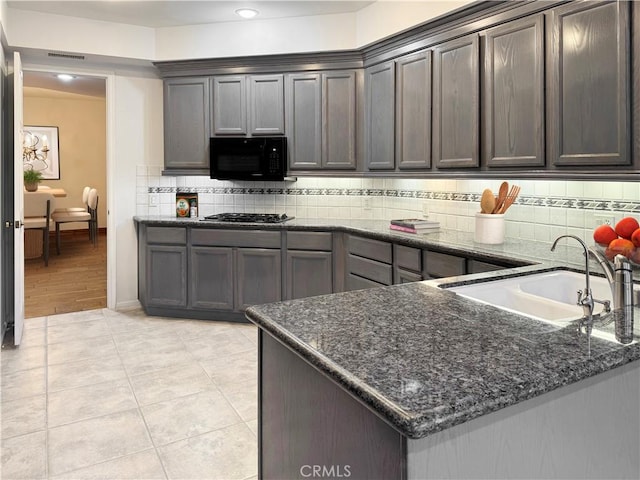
[23, 87, 107, 230]
[355, 0, 473, 47]
[135, 174, 640, 257]
[5, 2, 474, 62]
[0, 0, 7, 36]
[6, 8, 155, 60]
[155, 13, 356, 61]
[113, 75, 164, 309]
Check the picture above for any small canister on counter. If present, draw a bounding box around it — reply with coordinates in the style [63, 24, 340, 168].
[474, 212, 505, 244]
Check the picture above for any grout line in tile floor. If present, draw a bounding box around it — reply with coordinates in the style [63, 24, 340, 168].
[1, 308, 259, 480]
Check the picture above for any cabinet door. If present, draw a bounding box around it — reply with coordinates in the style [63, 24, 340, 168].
[189, 246, 234, 310]
[212, 76, 247, 135]
[393, 268, 422, 285]
[484, 15, 544, 167]
[322, 71, 357, 169]
[365, 62, 395, 170]
[236, 248, 282, 310]
[433, 34, 479, 168]
[249, 74, 285, 135]
[548, 1, 630, 166]
[396, 50, 432, 170]
[145, 245, 187, 307]
[286, 73, 322, 169]
[286, 250, 333, 300]
[423, 250, 466, 279]
[164, 77, 210, 170]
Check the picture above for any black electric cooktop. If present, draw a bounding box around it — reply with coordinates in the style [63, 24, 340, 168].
[202, 213, 293, 223]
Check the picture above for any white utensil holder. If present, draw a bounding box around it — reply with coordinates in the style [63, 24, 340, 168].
[475, 213, 505, 244]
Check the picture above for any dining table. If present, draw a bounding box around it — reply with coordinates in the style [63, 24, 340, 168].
[25, 185, 67, 197]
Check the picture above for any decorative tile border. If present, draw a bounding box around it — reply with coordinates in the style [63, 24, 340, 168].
[148, 186, 640, 213]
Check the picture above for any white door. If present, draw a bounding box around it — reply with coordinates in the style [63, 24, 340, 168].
[13, 52, 25, 346]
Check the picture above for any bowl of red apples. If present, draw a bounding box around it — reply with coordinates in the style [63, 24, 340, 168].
[593, 216, 640, 265]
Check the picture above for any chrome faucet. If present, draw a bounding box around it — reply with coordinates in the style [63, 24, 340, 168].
[551, 235, 634, 344]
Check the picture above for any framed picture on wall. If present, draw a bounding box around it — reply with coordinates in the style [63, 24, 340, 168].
[23, 125, 60, 180]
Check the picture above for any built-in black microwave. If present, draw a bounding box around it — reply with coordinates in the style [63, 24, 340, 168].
[209, 137, 286, 181]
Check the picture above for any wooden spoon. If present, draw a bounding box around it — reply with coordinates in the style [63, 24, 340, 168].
[497, 185, 521, 214]
[492, 181, 509, 214]
[480, 188, 496, 214]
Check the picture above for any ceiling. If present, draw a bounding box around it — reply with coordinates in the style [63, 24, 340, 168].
[7, 1, 376, 28]
[24, 71, 106, 98]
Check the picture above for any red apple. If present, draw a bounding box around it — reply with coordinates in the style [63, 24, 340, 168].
[614, 217, 639, 240]
[605, 238, 635, 260]
[593, 224, 618, 246]
[631, 228, 640, 248]
[629, 247, 640, 265]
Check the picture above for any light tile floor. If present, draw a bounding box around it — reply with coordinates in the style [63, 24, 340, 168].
[1, 308, 259, 480]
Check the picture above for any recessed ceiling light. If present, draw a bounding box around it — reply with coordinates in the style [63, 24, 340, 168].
[235, 8, 259, 19]
[57, 74, 75, 81]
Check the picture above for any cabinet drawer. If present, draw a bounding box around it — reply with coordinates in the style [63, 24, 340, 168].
[393, 244, 421, 272]
[348, 235, 392, 263]
[348, 254, 392, 285]
[424, 250, 466, 278]
[287, 231, 332, 251]
[147, 227, 186, 245]
[347, 273, 386, 291]
[191, 229, 281, 248]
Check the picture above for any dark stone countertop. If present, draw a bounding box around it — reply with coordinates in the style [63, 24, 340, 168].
[133, 215, 590, 270]
[246, 282, 640, 439]
[135, 215, 640, 439]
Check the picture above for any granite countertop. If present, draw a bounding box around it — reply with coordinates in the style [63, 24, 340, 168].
[246, 282, 640, 439]
[133, 215, 590, 270]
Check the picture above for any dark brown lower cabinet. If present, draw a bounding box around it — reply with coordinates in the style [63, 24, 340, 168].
[236, 248, 282, 310]
[286, 250, 333, 300]
[145, 245, 188, 308]
[189, 246, 234, 311]
[259, 330, 405, 479]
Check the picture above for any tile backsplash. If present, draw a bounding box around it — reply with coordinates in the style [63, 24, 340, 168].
[136, 166, 639, 249]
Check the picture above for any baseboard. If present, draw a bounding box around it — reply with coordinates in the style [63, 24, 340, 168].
[115, 300, 142, 311]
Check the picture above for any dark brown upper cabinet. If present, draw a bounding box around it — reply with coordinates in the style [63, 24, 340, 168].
[432, 34, 480, 168]
[365, 61, 396, 170]
[547, 0, 630, 167]
[396, 49, 432, 170]
[483, 14, 545, 167]
[285, 71, 358, 170]
[212, 74, 284, 136]
[163, 77, 211, 172]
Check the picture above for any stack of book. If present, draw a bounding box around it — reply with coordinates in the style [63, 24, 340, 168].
[389, 218, 440, 234]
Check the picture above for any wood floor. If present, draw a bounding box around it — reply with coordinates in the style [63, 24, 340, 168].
[24, 229, 107, 318]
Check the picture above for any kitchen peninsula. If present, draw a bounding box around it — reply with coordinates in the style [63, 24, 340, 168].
[247, 281, 640, 479]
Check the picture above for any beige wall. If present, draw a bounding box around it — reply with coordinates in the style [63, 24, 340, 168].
[24, 87, 107, 230]
[6, 2, 472, 61]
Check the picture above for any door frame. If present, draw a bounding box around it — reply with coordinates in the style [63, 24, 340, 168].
[20, 64, 116, 310]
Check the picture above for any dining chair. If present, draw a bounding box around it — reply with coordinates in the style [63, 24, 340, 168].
[52, 186, 90, 214]
[51, 188, 98, 254]
[23, 191, 56, 266]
